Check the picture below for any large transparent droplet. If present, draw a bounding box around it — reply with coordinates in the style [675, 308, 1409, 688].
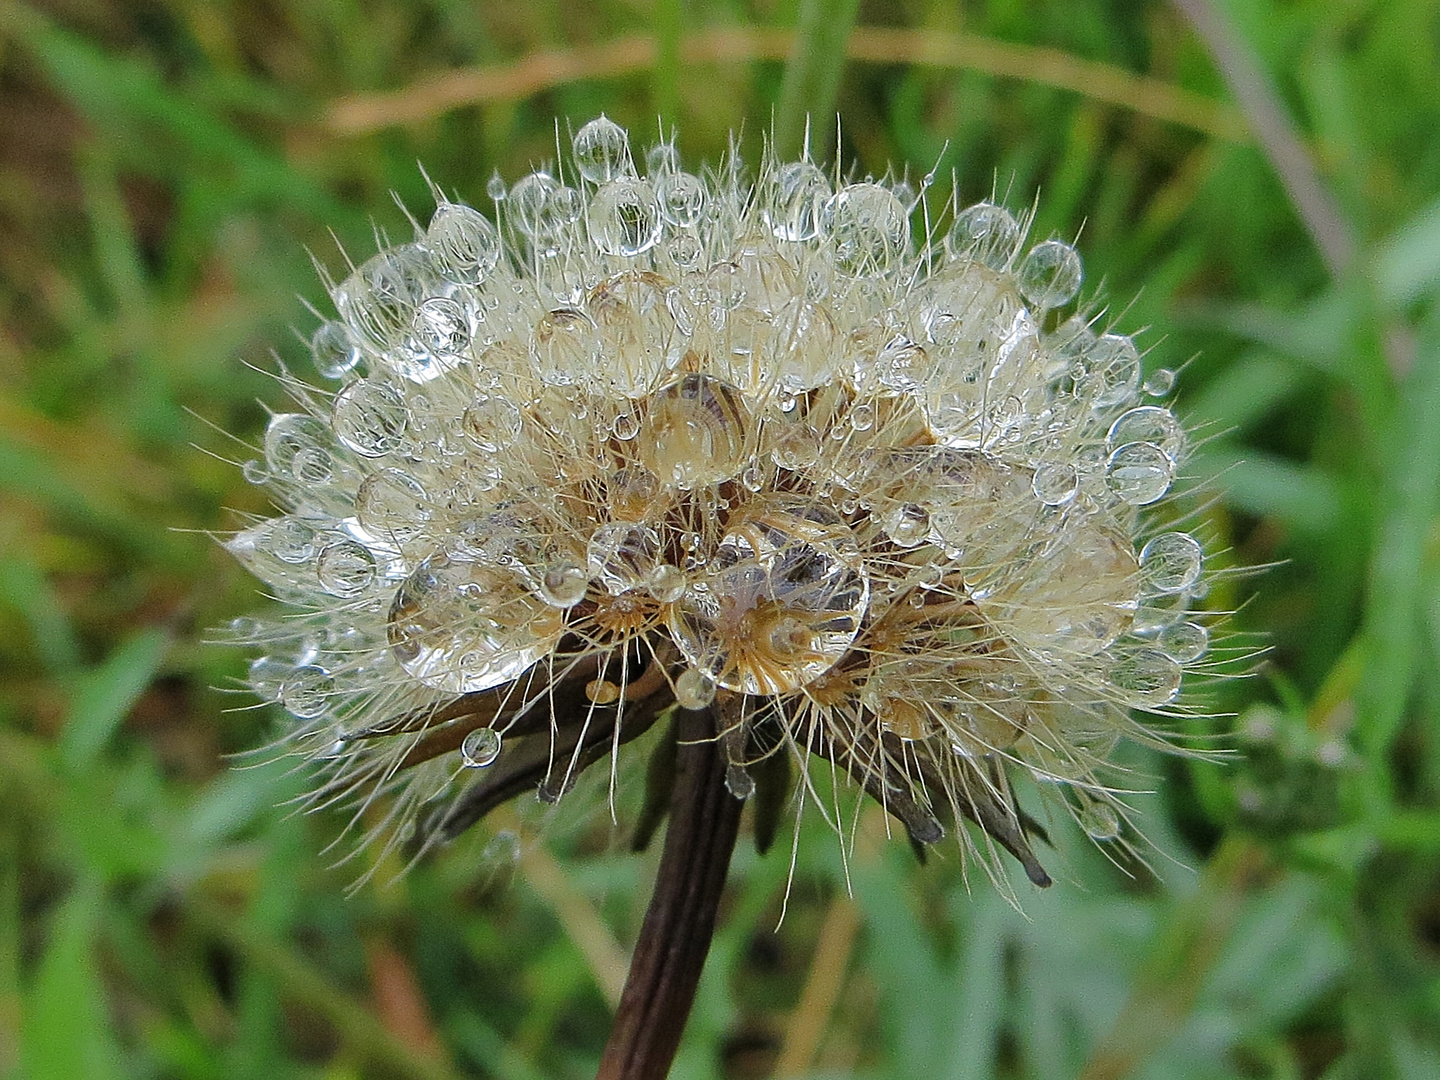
[355, 468, 430, 541]
[462, 395, 523, 452]
[587, 522, 661, 595]
[1107, 405, 1184, 458]
[316, 538, 378, 597]
[333, 243, 440, 351]
[1105, 442, 1175, 505]
[572, 116, 632, 184]
[265, 414, 334, 484]
[1017, 240, 1083, 310]
[590, 178, 662, 257]
[767, 297, 841, 391]
[822, 183, 908, 275]
[638, 374, 751, 488]
[426, 203, 501, 281]
[1109, 648, 1183, 707]
[765, 162, 830, 242]
[946, 202, 1020, 269]
[668, 499, 869, 694]
[1157, 620, 1208, 664]
[531, 308, 598, 385]
[387, 553, 563, 693]
[1138, 532, 1203, 594]
[587, 271, 677, 394]
[280, 664, 334, 719]
[460, 726, 502, 767]
[656, 172, 705, 227]
[332, 380, 408, 457]
[310, 320, 362, 379]
[674, 668, 716, 709]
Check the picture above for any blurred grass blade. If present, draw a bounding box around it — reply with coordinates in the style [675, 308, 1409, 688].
[0, 556, 82, 676]
[774, 0, 862, 161]
[1374, 196, 1440, 308]
[1191, 448, 1343, 534]
[20, 881, 123, 1080]
[60, 629, 170, 769]
[1356, 296, 1440, 766]
[652, 0, 681, 128]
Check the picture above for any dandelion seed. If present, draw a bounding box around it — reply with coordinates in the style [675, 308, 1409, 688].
[225, 116, 1219, 911]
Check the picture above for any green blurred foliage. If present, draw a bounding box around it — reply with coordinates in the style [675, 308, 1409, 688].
[1, 0, 1439, 1077]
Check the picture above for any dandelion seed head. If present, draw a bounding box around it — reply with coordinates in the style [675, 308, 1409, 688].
[223, 117, 1218, 885]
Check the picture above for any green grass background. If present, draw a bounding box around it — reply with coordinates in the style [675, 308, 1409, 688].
[2, 0, 1440, 1077]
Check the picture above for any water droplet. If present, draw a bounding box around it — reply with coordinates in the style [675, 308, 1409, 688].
[946, 202, 1020, 269]
[848, 402, 875, 431]
[883, 503, 931, 547]
[241, 459, 267, 485]
[310, 321, 362, 379]
[537, 561, 588, 608]
[589, 177, 662, 257]
[388, 553, 562, 693]
[266, 516, 316, 563]
[656, 172, 705, 227]
[869, 335, 929, 393]
[247, 655, 292, 700]
[668, 498, 869, 694]
[316, 539, 378, 597]
[638, 374, 751, 488]
[531, 308, 599, 385]
[587, 522, 661, 595]
[333, 244, 440, 351]
[265, 414, 333, 484]
[766, 162, 830, 242]
[1080, 802, 1122, 841]
[356, 468, 430, 541]
[1107, 405, 1184, 458]
[412, 296, 471, 355]
[1109, 648, 1183, 707]
[822, 183, 908, 275]
[1017, 240, 1083, 310]
[1105, 442, 1174, 505]
[1086, 334, 1141, 409]
[332, 380, 408, 456]
[572, 116, 632, 183]
[1143, 367, 1176, 396]
[280, 664, 334, 718]
[647, 563, 687, 603]
[486, 171, 507, 201]
[460, 726, 502, 767]
[741, 462, 767, 492]
[646, 141, 680, 175]
[1157, 620, 1208, 664]
[767, 297, 841, 391]
[1139, 532, 1203, 594]
[462, 395, 523, 452]
[427, 203, 502, 280]
[674, 668, 716, 710]
[1031, 461, 1079, 505]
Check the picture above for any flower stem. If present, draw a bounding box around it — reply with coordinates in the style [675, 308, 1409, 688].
[595, 704, 743, 1080]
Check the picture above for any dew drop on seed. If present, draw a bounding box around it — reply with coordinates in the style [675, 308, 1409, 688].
[355, 468, 431, 541]
[656, 172, 705, 227]
[1139, 532, 1203, 594]
[1143, 368, 1176, 397]
[412, 296, 471, 356]
[674, 668, 717, 710]
[310, 320, 362, 379]
[848, 402, 875, 431]
[1018, 240, 1083, 310]
[247, 655, 292, 700]
[946, 202, 1020, 269]
[531, 308, 599, 385]
[883, 502, 931, 548]
[508, 172, 558, 237]
[265, 516, 316, 564]
[462, 395, 523, 452]
[1105, 442, 1174, 505]
[590, 178, 662, 257]
[647, 563, 687, 603]
[280, 664, 334, 719]
[646, 141, 680, 176]
[241, 459, 267, 485]
[587, 521, 661, 595]
[537, 561, 588, 608]
[332, 380, 408, 457]
[1031, 461, 1079, 505]
[572, 116, 631, 184]
[611, 411, 640, 440]
[822, 183, 908, 275]
[1107, 405, 1184, 458]
[1157, 620, 1209, 664]
[265, 414, 333, 484]
[638, 374, 751, 488]
[1080, 803, 1122, 841]
[316, 539, 378, 597]
[426, 203, 501, 280]
[486, 172, 507, 202]
[1109, 648, 1183, 707]
[460, 726, 502, 768]
[766, 162, 831, 242]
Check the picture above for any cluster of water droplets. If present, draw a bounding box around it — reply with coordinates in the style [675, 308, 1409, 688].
[226, 116, 1210, 844]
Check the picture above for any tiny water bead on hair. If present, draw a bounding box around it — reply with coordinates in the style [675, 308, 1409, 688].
[224, 116, 1215, 897]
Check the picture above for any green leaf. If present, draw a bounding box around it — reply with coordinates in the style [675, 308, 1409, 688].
[774, 0, 863, 161]
[1374, 196, 1440, 308]
[60, 629, 170, 769]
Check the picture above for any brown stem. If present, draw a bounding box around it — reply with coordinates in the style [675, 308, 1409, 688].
[595, 705, 744, 1080]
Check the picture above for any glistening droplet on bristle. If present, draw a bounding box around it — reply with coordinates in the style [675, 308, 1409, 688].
[332, 380, 407, 457]
[1105, 442, 1175, 505]
[460, 727, 502, 767]
[674, 668, 716, 710]
[1157, 620, 1209, 664]
[1139, 532, 1204, 594]
[1017, 240, 1083, 310]
[766, 162, 830, 242]
[280, 664, 334, 719]
[537, 561, 588, 608]
[947, 202, 1020, 269]
[589, 178, 662, 257]
[572, 116, 631, 184]
[1032, 461, 1079, 505]
[316, 539, 377, 597]
[310, 321, 362, 379]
